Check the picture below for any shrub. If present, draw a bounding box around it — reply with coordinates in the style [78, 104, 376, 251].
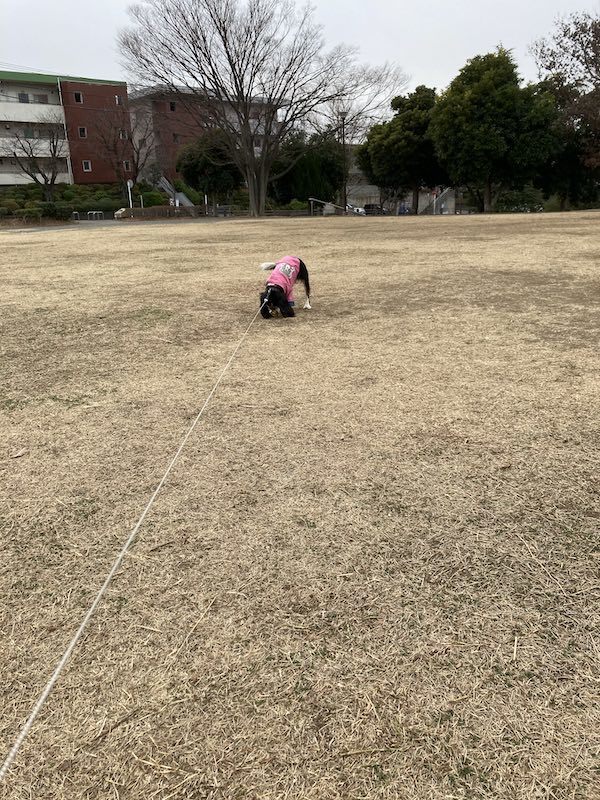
[94, 197, 120, 212]
[0, 207, 10, 218]
[287, 198, 307, 211]
[21, 207, 43, 221]
[71, 198, 122, 215]
[3, 199, 21, 212]
[141, 191, 166, 207]
[54, 203, 75, 220]
[174, 180, 202, 205]
[34, 201, 73, 220]
[543, 194, 563, 213]
[496, 185, 544, 213]
[230, 189, 250, 209]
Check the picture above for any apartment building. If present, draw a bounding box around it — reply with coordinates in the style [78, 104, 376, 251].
[0, 70, 132, 186]
[129, 87, 201, 184]
[130, 87, 275, 185]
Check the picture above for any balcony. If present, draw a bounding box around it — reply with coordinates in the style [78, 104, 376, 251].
[0, 166, 70, 186]
[0, 100, 65, 125]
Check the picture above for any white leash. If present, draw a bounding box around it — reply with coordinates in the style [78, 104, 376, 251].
[0, 303, 266, 783]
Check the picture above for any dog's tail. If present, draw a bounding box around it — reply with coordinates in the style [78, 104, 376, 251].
[259, 262, 277, 271]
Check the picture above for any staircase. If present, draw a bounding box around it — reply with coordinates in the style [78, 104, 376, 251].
[419, 186, 455, 215]
[157, 176, 194, 207]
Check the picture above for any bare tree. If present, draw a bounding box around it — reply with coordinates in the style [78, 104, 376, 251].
[119, 0, 405, 216]
[532, 12, 600, 91]
[129, 106, 157, 182]
[532, 12, 600, 167]
[0, 118, 68, 200]
[93, 105, 155, 186]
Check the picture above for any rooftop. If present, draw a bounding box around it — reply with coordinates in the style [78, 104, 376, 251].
[0, 70, 126, 86]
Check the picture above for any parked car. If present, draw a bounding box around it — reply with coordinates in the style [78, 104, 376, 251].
[364, 203, 386, 215]
[346, 203, 366, 216]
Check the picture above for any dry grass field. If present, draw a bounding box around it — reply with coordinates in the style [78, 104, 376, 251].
[1, 213, 599, 799]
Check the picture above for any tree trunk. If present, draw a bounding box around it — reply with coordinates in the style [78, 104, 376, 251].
[483, 182, 493, 213]
[247, 170, 259, 217]
[246, 169, 267, 217]
[411, 186, 420, 215]
[43, 182, 54, 201]
[559, 194, 567, 212]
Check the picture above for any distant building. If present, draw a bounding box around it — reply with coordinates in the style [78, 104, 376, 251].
[129, 87, 275, 186]
[346, 145, 380, 208]
[0, 70, 132, 186]
[129, 88, 202, 185]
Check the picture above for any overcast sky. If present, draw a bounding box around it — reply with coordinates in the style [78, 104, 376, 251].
[1, 0, 598, 90]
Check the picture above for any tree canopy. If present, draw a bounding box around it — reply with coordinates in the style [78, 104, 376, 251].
[270, 133, 345, 206]
[176, 130, 243, 200]
[532, 12, 600, 172]
[429, 48, 560, 212]
[356, 85, 446, 213]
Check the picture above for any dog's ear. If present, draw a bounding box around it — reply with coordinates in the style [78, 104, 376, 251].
[259, 262, 277, 271]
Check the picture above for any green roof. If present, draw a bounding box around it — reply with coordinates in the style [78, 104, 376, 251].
[0, 70, 126, 86]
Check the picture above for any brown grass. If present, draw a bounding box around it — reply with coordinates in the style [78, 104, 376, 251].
[1, 213, 599, 799]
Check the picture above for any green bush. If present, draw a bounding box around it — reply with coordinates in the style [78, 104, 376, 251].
[21, 207, 43, 220]
[496, 185, 544, 213]
[61, 189, 75, 201]
[0, 207, 10, 218]
[141, 191, 166, 208]
[3, 198, 21, 212]
[230, 189, 250, 209]
[543, 194, 563, 212]
[54, 204, 74, 220]
[35, 201, 74, 220]
[136, 180, 154, 194]
[94, 197, 121, 212]
[72, 198, 123, 215]
[287, 198, 307, 211]
[174, 180, 202, 205]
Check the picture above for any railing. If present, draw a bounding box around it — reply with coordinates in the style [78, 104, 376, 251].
[419, 187, 455, 215]
[308, 197, 346, 215]
[0, 95, 61, 105]
[0, 100, 65, 124]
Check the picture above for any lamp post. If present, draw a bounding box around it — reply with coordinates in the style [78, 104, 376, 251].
[340, 110, 348, 214]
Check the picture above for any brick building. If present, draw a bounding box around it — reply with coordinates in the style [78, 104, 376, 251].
[0, 70, 132, 186]
[129, 88, 207, 184]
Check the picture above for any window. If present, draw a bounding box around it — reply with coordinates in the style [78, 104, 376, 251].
[74, 92, 83, 104]
[118, 129, 128, 140]
[18, 92, 29, 103]
[23, 127, 34, 139]
[115, 94, 123, 106]
[123, 160, 131, 172]
[169, 101, 176, 112]
[33, 94, 48, 104]
[82, 160, 92, 172]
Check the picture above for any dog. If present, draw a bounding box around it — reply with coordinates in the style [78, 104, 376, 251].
[259, 257, 311, 318]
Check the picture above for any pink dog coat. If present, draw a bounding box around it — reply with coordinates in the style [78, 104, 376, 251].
[266, 256, 301, 302]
